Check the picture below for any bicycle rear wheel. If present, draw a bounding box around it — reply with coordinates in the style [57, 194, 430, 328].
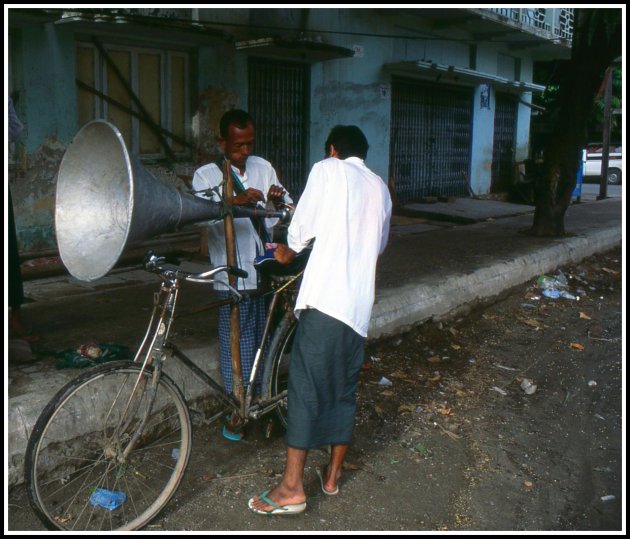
[264, 315, 298, 428]
[25, 360, 191, 531]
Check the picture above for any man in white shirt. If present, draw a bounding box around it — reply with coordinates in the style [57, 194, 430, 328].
[249, 125, 392, 515]
[192, 110, 289, 440]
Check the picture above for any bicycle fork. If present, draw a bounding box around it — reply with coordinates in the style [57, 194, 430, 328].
[109, 282, 180, 461]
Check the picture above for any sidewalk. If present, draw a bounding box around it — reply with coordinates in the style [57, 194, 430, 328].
[6, 197, 623, 487]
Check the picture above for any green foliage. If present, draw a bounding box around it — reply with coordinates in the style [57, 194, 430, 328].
[590, 67, 622, 133]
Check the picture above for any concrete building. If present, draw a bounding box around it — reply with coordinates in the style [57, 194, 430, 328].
[8, 7, 574, 253]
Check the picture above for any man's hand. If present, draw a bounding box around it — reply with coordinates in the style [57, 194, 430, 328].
[233, 188, 264, 206]
[267, 185, 286, 205]
[274, 244, 297, 264]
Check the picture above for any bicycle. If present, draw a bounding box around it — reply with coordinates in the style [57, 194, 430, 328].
[24, 248, 308, 531]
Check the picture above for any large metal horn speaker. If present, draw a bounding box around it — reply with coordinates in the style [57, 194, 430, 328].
[55, 120, 225, 282]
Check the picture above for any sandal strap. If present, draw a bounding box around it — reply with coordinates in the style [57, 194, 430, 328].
[258, 490, 281, 510]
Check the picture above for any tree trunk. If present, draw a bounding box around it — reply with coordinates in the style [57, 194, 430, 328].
[528, 8, 621, 237]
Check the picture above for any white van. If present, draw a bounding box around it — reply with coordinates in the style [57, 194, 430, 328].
[583, 144, 623, 184]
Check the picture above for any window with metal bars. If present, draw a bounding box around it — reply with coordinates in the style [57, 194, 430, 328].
[247, 57, 310, 199]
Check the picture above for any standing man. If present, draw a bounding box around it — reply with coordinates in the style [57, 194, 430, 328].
[192, 109, 290, 440]
[248, 125, 392, 515]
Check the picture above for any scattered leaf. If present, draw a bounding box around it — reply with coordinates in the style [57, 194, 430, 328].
[438, 407, 454, 416]
[201, 472, 216, 482]
[522, 480, 534, 489]
[450, 344, 461, 350]
[380, 390, 395, 397]
[398, 404, 415, 413]
[521, 317, 542, 329]
[427, 355, 441, 363]
[342, 462, 362, 471]
[602, 267, 619, 275]
[570, 342, 585, 351]
[429, 373, 443, 383]
[579, 311, 592, 320]
[374, 405, 385, 417]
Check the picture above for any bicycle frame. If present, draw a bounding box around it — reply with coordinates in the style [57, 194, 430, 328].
[122, 253, 301, 452]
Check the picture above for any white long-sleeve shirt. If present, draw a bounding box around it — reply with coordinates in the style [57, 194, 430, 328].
[288, 156, 392, 337]
[192, 156, 290, 290]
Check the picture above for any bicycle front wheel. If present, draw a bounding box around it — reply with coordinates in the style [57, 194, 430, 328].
[25, 360, 191, 531]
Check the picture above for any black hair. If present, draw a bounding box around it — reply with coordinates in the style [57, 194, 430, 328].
[220, 109, 255, 138]
[324, 125, 369, 160]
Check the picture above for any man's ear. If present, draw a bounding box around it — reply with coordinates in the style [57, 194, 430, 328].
[218, 137, 226, 152]
[329, 144, 339, 158]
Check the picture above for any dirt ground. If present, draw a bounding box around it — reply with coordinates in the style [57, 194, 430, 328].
[7, 248, 623, 532]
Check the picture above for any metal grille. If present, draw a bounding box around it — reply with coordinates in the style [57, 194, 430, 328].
[248, 58, 310, 200]
[557, 8, 574, 39]
[389, 77, 473, 202]
[491, 93, 517, 193]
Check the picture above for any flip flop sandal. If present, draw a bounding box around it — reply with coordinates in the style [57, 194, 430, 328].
[316, 465, 339, 496]
[222, 415, 244, 441]
[248, 490, 307, 516]
[222, 424, 243, 441]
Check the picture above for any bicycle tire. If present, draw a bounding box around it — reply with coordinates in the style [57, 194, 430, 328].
[24, 360, 191, 531]
[263, 315, 298, 428]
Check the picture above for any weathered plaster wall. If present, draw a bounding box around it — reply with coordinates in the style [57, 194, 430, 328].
[10, 24, 78, 251]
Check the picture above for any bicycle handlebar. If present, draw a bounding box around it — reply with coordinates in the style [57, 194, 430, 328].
[231, 206, 291, 222]
[228, 266, 248, 279]
[143, 251, 247, 283]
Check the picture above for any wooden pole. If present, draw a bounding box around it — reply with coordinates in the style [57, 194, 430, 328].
[222, 159, 245, 417]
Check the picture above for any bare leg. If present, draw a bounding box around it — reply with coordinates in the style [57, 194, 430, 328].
[249, 447, 308, 512]
[322, 444, 348, 493]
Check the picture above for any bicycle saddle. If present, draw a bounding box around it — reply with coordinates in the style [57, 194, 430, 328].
[254, 244, 311, 277]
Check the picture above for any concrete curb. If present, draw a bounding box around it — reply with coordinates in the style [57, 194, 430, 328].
[370, 226, 622, 338]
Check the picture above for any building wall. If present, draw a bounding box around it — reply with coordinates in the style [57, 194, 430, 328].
[10, 24, 78, 251]
[9, 8, 566, 252]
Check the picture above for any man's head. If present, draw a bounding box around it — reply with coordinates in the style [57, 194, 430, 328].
[324, 125, 369, 160]
[219, 109, 255, 172]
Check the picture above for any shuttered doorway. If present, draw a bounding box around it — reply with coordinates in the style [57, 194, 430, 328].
[491, 93, 517, 193]
[248, 58, 310, 199]
[389, 77, 473, 202]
